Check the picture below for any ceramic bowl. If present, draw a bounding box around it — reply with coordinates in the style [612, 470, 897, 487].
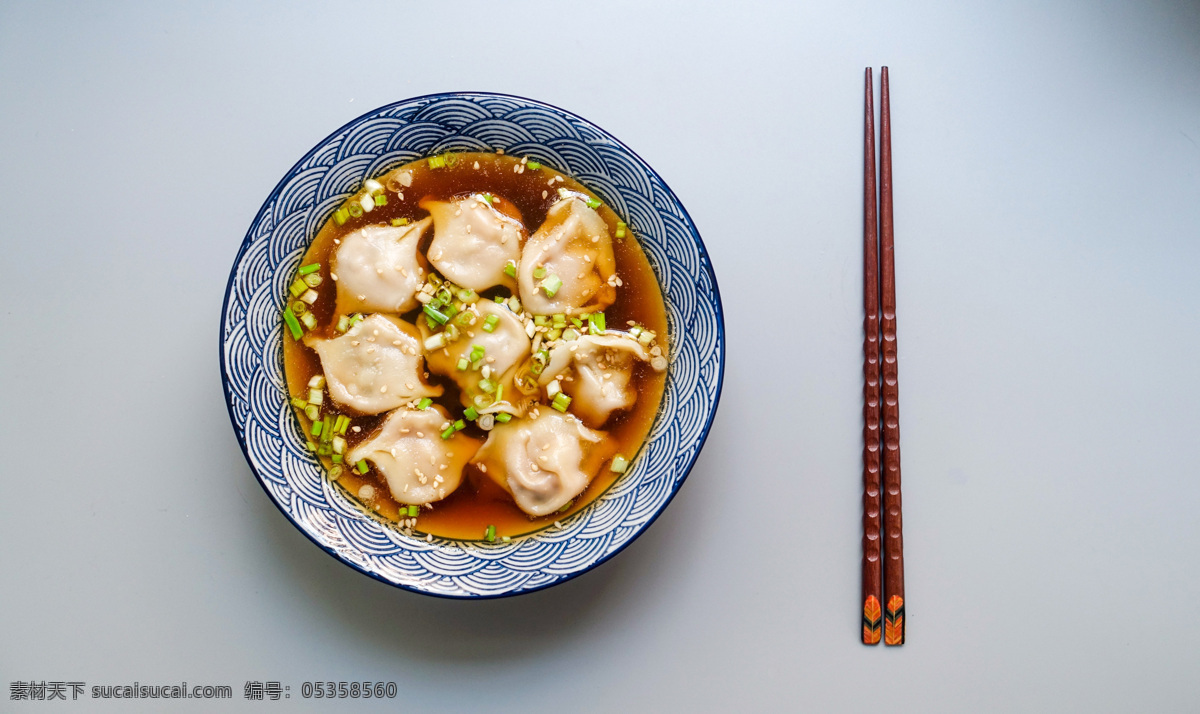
[220, 92, 724, 598]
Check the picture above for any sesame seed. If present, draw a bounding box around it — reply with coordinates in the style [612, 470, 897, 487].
[393, 340, 402, 346]
[358, 294, 366, 300]
[542, 190, 548, 199]
[416, 431, 424, 438]
[331, 273, 339, 281]
[406, 382, 414, 390]
[473, 161, 480, 169]
[478, 464, 487, 473]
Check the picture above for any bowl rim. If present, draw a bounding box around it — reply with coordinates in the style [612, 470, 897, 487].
[219, 90, 725, 598]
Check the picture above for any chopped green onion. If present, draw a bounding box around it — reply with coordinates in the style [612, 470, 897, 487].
[508, 296, 521, 312]
[298, 263, 321, 275]
[334, 414, 349, 435]
[374, 193, 387, 207]
[456, 357, 469, 371]
[495, 413, 512, 423]
[482, 314, 500, 333]
[527, 160, 541, 170]
[629, 325, 644, 338]
[501, 535, 511, 542]
[424, 333, 447, 351]
[300, 289, 319, 305]
[308, 375, 326, 389]
[391, 217, 409, 227]
[331, 454, 343, 464]
[493, 295, 505, 304]
[558, 500, 573, 513]
[283, 309, 303, 339]
[533, 266, 547, 280]
[300, 312, 317, 330]
[540, 274, 562, 298]
[546, 379, 561, 398]
[302, 272, 323, 288]
[529, 362, 544, 376]
[289, 279, 307, 298]
[311, 420, 323, 437]
[436, 286, 454, 305]
[290, 397, 308, 409]
[534, 315, 548, 327]
[562, 328, 580, 341]
[588, 312, 606, 334]
[478, 378, 496, 394]
[546, 328, 562, 341]
[464, 406, 479, 420]
[308, 388, 323, 405]
[456, 287, 477, 303]
[321, 415, 334, 444]
[355, 459, 369, 474]
[440, 425, 456, 440]
[333, 207, 349, 225]
[443, 324, 460, 342]
[317, 442, 332, 456]
[306, 441, 316, 452]
[443, 152, 459, 167]
[638, 330, 655, 346]
[557, 187, 571, 199]
[290, 300, 306, 315]
[585, 197, 602, 209]
[428, 155, 446, 169]
[615, 220, 627, 238]
[534, 348, 549, 365]
[570, 317, 583, 328]
[332, 436, 346, 454]
[611, 455, 629, 473]
[469, 345, 485, 363]
[347, 202, 363, 217]
[454, 311, 473, 327]
[551, 392, 572, 412]
[417, 397, 432, 410]
[304, 405, 320, 421]
[485, 524, 496, 542]
[422, 305, 449, 325]
[348, 313, 364, 328]
[503, 261, 517, 278]
[552, 313, 567, 327]
[407, 505, 419, 517]
[481, 193, 494, 205]
[453, 419, 465, 431]
[335, 315, 350, 333]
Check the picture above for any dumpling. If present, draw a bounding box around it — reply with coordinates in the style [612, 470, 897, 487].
[518, 196, 616, 315]
[419, 299, 532, 415]
[538, 334, 664, 427]
[331, 219, 430, 315]
[471, 409, 616, 516]
[305, 314, 441, 415]
[346, 406, 481, 505]
[420, 194, 525, 292]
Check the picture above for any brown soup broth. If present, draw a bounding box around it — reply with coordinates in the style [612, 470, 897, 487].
[283, 152, 668, 541]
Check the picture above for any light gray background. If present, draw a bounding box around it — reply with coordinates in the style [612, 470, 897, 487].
[2, 1, 1198, 712]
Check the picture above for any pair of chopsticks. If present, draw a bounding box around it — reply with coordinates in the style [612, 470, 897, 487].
[861, 67, 905, 646]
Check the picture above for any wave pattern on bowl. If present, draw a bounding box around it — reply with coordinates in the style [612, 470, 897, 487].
[221, 93, 723, 598]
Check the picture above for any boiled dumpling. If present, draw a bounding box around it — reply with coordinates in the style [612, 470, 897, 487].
[471, 409, 615, 516]
[331, 219, 430, 315]
[346, 406, 481, 505]
[420, 299, 531, 415]
[518, 196, 616, 316]
[420, 194, 525, 292]
[305, 314, 441, 415]
[538, 334, 664, 428]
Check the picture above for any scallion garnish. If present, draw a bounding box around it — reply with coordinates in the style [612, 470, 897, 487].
[283, 309, 303, 340]
[417, 397, 432, 410]
[478, 378, 496, 394]
[331, 454, 343, 464]
[440, 426, 455, 440]
[503, 261, 517, 279]
[558, 500, 573, 513]
[347, 202, 363, 218]
[298, 263, 321, 275]
[308, 375, 325, 388]
[290, 301, 306, 315]
[290, 397, 308, 409]
[464, 406, 479, 421]
[481, 193, 494, 205]
[302, 272, 323, 288]
[570, 317, 583, 328]
[615, 220, 627, 238]
[611, 455, 629, 473]
[422, 304, 449, 325]
[334, 415, 350, 435]
[485, 524, 496, 542]
[546, 328, 562, 341]
[308, 388, 323, 405]
[374, 193, 387, 207]
[332, 436, 346, 454]
[533, 266, 547, 280]
[300, 312, 317, 330]
[317, 442, 332, 456]
[540, 274, 562, 298]
[300, 289, 319, 305]
[456, 357, 469, 371]
[348, 313, 364, 328]
[407, 505, 419, 517]
[457, 287, 477, 303]
[355, 459, 369, 474]
[552, 313, 567, 328]
[562, 328, 580, 341]
[333, 207, 349, 225]
[304, 405, 320, 421]
[428, 155, 446, 169]
[391, 217, 409, 227]
[482, 314, 500, 333]
[585, 197, 602, 209]
[469, 345, 485, 363]
[306, 441, 317, 452]
[534, 315, 548, 327]
[527, 161, 541, 170]
[588, 312, 606, 334]
[336, 315, 350, 333]
[289, 279, 307, 298]
[495, 413, 512, 423]
[311, 420, 323, 437]
[551, 392, 572, 412]
[453, 419, 465, 431]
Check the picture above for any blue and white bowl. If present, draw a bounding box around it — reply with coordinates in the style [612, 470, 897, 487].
[220, 92, 724, 598]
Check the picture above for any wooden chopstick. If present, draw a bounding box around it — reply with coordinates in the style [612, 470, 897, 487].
[878, 66, 906, 646]
[860, 67, 884, 646]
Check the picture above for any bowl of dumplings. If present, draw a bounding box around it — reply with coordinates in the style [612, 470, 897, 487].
[221, 92, 724, 598]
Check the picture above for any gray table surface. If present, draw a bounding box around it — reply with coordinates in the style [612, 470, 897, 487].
[2, 1, 1198, 712]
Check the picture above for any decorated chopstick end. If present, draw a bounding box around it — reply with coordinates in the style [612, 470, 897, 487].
[884, 595, 905, 646]
[862, 595, 882, 645]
